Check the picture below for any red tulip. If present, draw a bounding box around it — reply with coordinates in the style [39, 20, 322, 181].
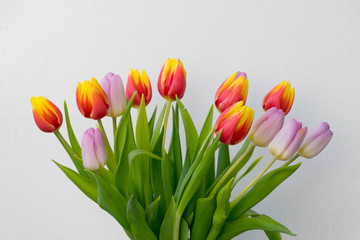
[31, 96, 63, 133]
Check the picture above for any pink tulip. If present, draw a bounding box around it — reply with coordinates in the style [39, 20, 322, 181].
[268, 118, 307, 160]
[298, 122, 333, 158]
[81, 128, 107, 170]
[100, 72, 126, 117]
[249, 107, 285, 147]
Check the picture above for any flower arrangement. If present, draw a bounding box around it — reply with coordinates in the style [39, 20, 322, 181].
[31, 59, 332, 240]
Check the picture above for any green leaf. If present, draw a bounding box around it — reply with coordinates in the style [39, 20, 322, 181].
[148, 106, 157, 139]
[206, 178, 233, 240]
[180, 218, 189, 240]
[162, 152, 175, 209]
[150, 129, 165, 201]
[87, 171, 130, 232]
[228, 163, 302, 220]
[53, 160, 97, 203]
[145, 196, 162, 237]
[150, 102, 167, 150]
[216, 143, 230, 178]
[205, 151, 215, 191]
[178, 134, 221, 215]
[176, 97, 198, 161]
[127, 196, 157, 240]
[190, 196, 216, 240]
[195, 105, 214, 156]
[232, 156, 263, 188]
[265, 231, 282, 240]
[171, 104, 182, 184]
[174, 148, 190, 199]
[63, 101, 81, 157]
[128, 149, 163, 162]
[159, 197, 177, 240]
[217, 214, 295, 240]
[114, 93, 136, 163]
[232, 137, 251, 162]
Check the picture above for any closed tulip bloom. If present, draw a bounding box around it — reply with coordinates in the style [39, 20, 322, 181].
[298, 122, 333, 158]
[100, 72, 126, 117]
[215, 71, 248, 112]
[81, 128, 107, 170]
[249, 107, 285, 147]
[158, 58, 186, 100]
[126, 68, 152, 107]
[76, 78, 109, 120]
[31, 96, 63, 133]
[263, 81, 294, 115]
[268, 118, 307, 160]
[215, 101, 254, 145]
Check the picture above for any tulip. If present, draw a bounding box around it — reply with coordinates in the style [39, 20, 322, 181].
[214, 101, 254, 145]
[298, 122, 333, 158]
[126, 68, 152, 107]
[158, 58, 186, 101]
[249, 107, 285, 147]
[268, 118, 307, 160]
[76, 78, 109, 120]
[215, 71, 248, 112]
[100, 72, 126, 118]
[81, 128, 107, 170]
[263, 81, 294, 115]
[31, 96, 63, 133]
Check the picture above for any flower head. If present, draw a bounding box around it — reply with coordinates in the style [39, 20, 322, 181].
[126, 68, 152, 107]
[215, 71, 248, 112]
[268, 118, 307, 160]
[298, 122, 333, 158]
[214, 102, 254, 145]
[158, 58, 186, 100]
[100, 72, 126, 117]
[76, 78, 109, 120]
[31, 96, 63, 133]
[263, 81, 294, 115]
[249, 107, 285, 147]
[81, 128, 107, 170]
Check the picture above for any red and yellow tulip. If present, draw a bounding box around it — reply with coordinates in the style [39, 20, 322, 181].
[214, 101, 254, 145]
[31, 96, 63, 133]
[126, 68, 152, 107]
[215, 71, 248, 112]
[157, 58, 186, 100]
[262, 81, 294, 115]
[76, 77, 109, 120]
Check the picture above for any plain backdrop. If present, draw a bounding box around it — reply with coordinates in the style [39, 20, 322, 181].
[1, 0, 359, 239]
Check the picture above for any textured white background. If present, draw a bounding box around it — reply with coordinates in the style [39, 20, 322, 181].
[1, 0, 359, 239]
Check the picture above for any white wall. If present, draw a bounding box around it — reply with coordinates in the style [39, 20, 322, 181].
[1, 0, 359, 239]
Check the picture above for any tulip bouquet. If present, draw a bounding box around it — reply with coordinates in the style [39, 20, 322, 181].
[31, 59, 333, 240]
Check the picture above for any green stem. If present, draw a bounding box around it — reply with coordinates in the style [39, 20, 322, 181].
[230, 157, 277, 209]
[162, 100, 172, 151]
[208, 143, 255, 197]
[173, 212, 182, 240]
[281, 154, 300, 167]
[97, 119, 116, 172]
[112, 117, 117, 139]
[54, 131, 81, 161]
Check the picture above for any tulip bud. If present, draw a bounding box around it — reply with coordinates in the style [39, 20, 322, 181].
[249, 107, 285, 147]
[263, 81, 294, 115]
[214, 101, 254, 145]
[215, 71, 248, 112]
[100, 72, 126, 117]
[157, 58, 186, 100]
[31, 96, 63, 133]
[81, 128, 107, 170]
[76, 78, 109, 120]
[298, 122, 333, 159]
[126, 68, 152, 107]
[268, 118, 307, 160]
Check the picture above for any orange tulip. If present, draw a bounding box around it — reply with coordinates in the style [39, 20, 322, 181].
[31, 96, 63, 133]
[76, 77, 109, 120]
[158, 58, 186, 100]
[214, 101, 254, 145]
[126, 68, 152, 107]
[263, 81, 294, 115]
